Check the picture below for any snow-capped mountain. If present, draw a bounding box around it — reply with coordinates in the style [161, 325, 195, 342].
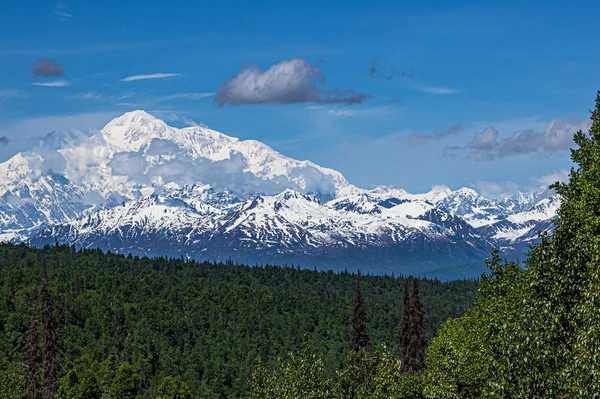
[0, 111, 560, 278]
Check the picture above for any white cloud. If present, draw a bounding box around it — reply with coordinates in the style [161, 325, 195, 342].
[416, 85, 460, 95]
[0, 111, 119, 142]
[157, 92, 215, 101]
[306, 105, 396, 118]
[535, 169, 569, 188]
[54, 4, 73, 19]
[33, 81, 70, 87]
[447, 119, 591, 161]
[476, 169, 571, 199]
[476, 180, 523, 199]
[0, 90, 27, 99]
[121, 73, 181, 82]
[215, 58, 369, 105]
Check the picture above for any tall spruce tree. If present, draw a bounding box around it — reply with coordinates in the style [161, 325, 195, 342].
[399, 278, 411, 370]
[40, 268, 61, 399]
[24, 296, 41, 399]
[406, 278, 426, 373]
[349, 274, 371, 352]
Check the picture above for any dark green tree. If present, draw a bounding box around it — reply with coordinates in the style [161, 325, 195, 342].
[24, 297, 41, 399]
[349, 275, 371, 352]
[399, 278, 410, 370]
[406, 278, 426, 374]
[57, 355, 102, 399]
[40, 272, 61, 399]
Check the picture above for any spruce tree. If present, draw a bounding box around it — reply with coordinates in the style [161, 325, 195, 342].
[399, 278, 411, 370]
[24, 296, 41, 399]
[406, 278, 426, 373]
[349, 274, 371, 352]
[40, 271, 61, 399]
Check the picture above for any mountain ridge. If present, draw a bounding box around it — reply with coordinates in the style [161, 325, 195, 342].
[0, 111, 559, 278]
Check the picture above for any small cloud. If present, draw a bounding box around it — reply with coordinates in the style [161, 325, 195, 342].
[416, 85, 460, 95]
[0, 136, 10, 147]
[215, 58, 370, 106]
[445, 119, 591, 161]
[368, 57, 413, 80]
[32, 59, 65, 78]
[340, 136, 369, 148]
[535, 169, 569, 188]
[307, 105, 396, 118]
[401, 124, 463, 146]
[0, 90, 28, 99]
[442, 145, 461, 159]
[72, 91, 133, 102]
[33, 81, 70, 87]
[54, 4, 73, 19]
[121, 73, 181, 82]
[156, 92, 215, 102]
[476, 180, 522, 199]
[155, 112, 204, 128]
[328, 109, 356, 117]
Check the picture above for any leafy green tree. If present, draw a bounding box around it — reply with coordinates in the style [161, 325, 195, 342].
[0, 363, 26, 399]
[106, 363, 141, 399]
[156, 376, 192, 399]
[334, 346, 423, 399]
[248, 343, 332, 399]
[423, 248, 525, 398]
[57, 355, 102, 399]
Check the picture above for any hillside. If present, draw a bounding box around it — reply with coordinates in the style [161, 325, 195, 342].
[0, 243, 477, 398]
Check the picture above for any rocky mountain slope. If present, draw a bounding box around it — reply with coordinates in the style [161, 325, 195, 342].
[0, 111, 559, 278]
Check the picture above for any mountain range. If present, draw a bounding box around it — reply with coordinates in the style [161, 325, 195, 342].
[0, 111, 559, 278]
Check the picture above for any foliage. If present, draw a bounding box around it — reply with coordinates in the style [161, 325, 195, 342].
[249, 344, 423, 399]
[156, 376, 193, 399]
[422, 91, 600, 397]
[57, 354, 141, 399]
[403, 279, 426, 374]
[0, 242, 477, 398]
[249, 342, 331, 399]
[349, 276, 371, 352]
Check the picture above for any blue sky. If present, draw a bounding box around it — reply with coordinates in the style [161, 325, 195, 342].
[0, 0, 598, 197]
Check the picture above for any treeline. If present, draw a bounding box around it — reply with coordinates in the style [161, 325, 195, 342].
[247, 275, 430, 398]
[0, 242, 477, 398]
[249, 91, 600, 398]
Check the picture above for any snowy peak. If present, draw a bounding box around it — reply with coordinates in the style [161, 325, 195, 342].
[101, 110, 170, 151]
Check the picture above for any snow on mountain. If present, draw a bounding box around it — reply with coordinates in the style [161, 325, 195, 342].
[436, 187, 507, 228]
[31, 186, 494, 276]
[0, 110, 562, 277]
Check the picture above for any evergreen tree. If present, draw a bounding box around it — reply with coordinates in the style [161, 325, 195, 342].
[399, 278, 411, 371]
[107, 363, 141, 399]
[349, 274, 371, 352]
[24, 296, 41, 399]
[406, 278, 426, 374]
[156, 376, 192, 399]
[40, 272, 61, 399]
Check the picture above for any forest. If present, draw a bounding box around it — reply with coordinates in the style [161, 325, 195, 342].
[246, 92, 600, 398]
[3, 94, 600, 398]
[0, 242, 476, 398]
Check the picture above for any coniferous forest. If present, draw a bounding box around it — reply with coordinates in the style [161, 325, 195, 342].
[0, 242, 476, 398]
